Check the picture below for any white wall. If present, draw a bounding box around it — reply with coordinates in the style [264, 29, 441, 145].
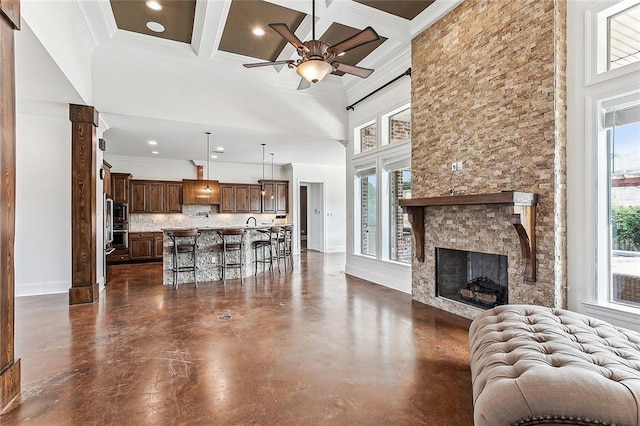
[93, 49, 348, 143]
[105, 155, 288, 183]
[344, 78, 412, 294]
[290, 162, 347, 254]
[15, 110, 72, 296]
[21, 1, 93, 103]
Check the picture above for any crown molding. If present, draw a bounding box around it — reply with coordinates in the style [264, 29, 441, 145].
[68, 0, 99, 51]
[411, 0, 465, 37]
[106, 154, 198, 168]
[191, 0, 208, 56]
[99, 0, 118, 39]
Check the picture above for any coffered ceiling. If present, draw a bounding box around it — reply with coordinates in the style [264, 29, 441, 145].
[17, 0, 463, 166]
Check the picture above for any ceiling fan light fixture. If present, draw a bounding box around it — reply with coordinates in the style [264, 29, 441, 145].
[296, 59, 333, 83]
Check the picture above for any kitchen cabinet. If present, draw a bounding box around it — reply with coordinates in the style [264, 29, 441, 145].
[249, 185, 262, 213]
[166, 183, 183, 213]
[111, 173, 132, 203]
[130, 181, 148, 213]
[108, 248, 129, 263]
[276, 181, 288, 214]
[129, 232, 163, 261]
[220, 184, 262, 213]
[182, 179, 220, 205]
[259, 180, 288, 214]
[103, 161, 112, 197]
[220, 184, 235, 213]
[130, 180, 183, 213]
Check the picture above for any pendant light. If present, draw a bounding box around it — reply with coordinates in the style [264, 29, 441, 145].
[270, 153, 275, 199]
[205, 132, 212, 191]
[260, 143, 266, 195]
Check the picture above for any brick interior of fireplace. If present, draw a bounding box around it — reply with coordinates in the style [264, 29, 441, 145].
[436, 248, 508, 309]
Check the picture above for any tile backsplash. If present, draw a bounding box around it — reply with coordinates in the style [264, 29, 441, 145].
[129, 205, 284, 232]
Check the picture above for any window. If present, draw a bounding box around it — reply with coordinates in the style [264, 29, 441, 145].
[352, 103, 411, 263]
[381, 106, 411, 146]
[588, 0, 640, 82]
[598, 96, 640, 308]
[388, 165, 411, 263]
[608, 3, 640, 70]
[356, 168, 377, 256]
[355, 121, 377, 154]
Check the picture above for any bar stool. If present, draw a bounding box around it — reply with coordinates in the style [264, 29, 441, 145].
[276, 225, 294, 271]
[219, 228, 246, 285]
[167, 229, 200, 289]
[268, 227, 282, 272]
[253, 229, 274, 275]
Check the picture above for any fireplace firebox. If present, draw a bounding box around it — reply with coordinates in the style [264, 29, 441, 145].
[435, 248, 508, 309]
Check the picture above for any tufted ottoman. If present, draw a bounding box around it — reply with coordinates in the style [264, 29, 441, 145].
[469, 305, 640, 426]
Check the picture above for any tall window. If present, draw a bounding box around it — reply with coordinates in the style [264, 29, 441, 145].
[357, 169, 377, 256]
[352, 103, 411, 263]
[388, 166, 411, 263]
[599, 98, 640, 307]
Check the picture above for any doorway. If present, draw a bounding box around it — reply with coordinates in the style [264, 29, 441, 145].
[299, 186, 308, 251]
[299, 182, 325, 252]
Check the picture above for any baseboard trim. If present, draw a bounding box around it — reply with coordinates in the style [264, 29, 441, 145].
[15, 280, 69, 297]
[345, 256, 411, 294]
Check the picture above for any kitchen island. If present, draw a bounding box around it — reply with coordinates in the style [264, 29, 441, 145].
[161, 225, 288, 286]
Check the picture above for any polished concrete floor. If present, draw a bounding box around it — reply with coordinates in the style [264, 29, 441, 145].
[2, 252, 473, 425]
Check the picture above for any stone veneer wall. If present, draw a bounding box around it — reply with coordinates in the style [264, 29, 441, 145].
[411, 0, 566, 318]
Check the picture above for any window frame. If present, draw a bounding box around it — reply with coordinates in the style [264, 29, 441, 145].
[351, 102, 412, 264]
[595, 93, 640, 307]
[585, 0, 640, 86]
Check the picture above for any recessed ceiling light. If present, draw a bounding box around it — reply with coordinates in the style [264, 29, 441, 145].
[252, 27, 266, 36]
[216, 147, 224, 151]
[148, 140, 158, 145]
[152, 151, 159, 154]
[146, 0, 162, 11]
[146, 21, 165, 33]
[211, 155, 218, 159]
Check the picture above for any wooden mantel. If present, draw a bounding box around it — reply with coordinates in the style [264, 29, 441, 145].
[399, 191, 538, 282]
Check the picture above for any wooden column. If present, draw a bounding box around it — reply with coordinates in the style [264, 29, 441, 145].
[0, 0, 21, 411]
[69, 104, 100, 305]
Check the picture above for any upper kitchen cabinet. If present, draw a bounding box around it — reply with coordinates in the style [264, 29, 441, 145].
[182, 180, 220, 205]
[220, 184, 262, 213]
[111, 172, 132, 203]
[259, 180, 288, 214]
[166, 183, 183, 213]
[130, 180, 183, 213]
[103, 161, 112, 197]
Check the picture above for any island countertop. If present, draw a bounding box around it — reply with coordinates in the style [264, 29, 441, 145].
[162, 224, 292, 286]
[162, 224, 292, 232]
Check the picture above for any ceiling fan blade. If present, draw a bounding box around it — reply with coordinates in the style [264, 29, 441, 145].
[332, 62, 374, 79]
[330, 26, 380, 54]
[243, 60, 294, 68]
[269, 23, 310, 52]
[297, 78, 311, 90]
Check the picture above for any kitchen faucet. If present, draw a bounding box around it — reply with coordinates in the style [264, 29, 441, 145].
[246, 216, 257, 227]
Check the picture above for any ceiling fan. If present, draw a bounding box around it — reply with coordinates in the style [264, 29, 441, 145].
[243, 0, 380, 90]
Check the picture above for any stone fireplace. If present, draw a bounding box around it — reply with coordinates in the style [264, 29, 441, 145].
[407, 0, 567, 319]
[402, 194, 541, 319]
